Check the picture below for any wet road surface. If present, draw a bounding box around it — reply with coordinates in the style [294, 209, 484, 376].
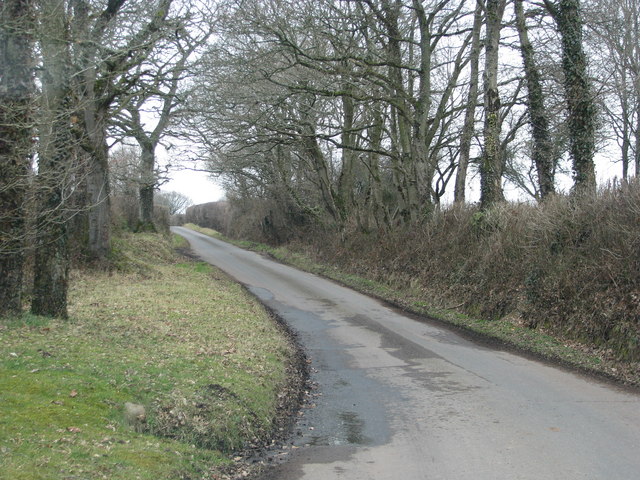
[172, 227, 640, 480]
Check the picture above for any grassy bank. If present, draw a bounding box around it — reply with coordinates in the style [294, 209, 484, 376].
[0, 233, 297, 479]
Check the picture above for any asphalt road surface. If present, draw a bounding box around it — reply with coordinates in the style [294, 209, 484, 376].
[172, 227, 640, 480]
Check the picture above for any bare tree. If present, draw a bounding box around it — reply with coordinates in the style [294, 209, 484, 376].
[156, 190, 192, 215]
[108, 145, 142, 229]
[122, 58, 185, 231]
[0, 0, 34, 316]
[70, 0, 175, 259]
[113, 6, 212, 231]
[188, 0, 477, 231]
[181, 0, 615, 234]
[589, 0, 640, 180]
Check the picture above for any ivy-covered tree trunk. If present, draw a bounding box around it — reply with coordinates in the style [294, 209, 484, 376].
[480, 0, 507, 209]
[32, 0, 72, 318]
[0, 0, 33, 317]
[545, 0, 596, 194]
[515, 0, 555, 200]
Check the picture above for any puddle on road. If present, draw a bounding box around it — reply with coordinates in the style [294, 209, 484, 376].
[339, 411, 369, 444]
[244, 285, 392, 450]
[309, 411, 371, 446]
[247, 285, 275, 301]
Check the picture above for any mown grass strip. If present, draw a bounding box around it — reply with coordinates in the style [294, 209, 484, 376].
[0, 232, 295, 479]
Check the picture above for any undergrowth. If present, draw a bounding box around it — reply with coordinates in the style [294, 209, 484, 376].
[299, 184, 640, 362]
[0, 232, 295, 479]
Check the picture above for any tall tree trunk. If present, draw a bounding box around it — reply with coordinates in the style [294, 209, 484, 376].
[454, 0, 482, 204]
[85, 128, 111, 261]
[74, 0, 172, 258]
[618, 5, 632, 181]
[419, 0, 469, 207]
[411, 0, 433, 209]
[71, 0, 112, 261]
[480, 0, 507, 209]
[545, 0, 596, 194]
[337, 86, 356, 221]
[303, 134, 340, 223]
[634, 5, 640, 178]
[383, 0, 419, 223]
[620, 79, 630, 180]
[363, 99, 388, 231]
[32, 0, 71, 318]
[298, 90, 341, 223]
[0, 0, 33, 317]
[636, 100, 640, 176]
[515, 0, 555, 199]
[138, 141, 156, 231]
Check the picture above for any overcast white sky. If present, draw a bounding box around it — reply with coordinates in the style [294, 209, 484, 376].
[153, 139, 225, 206]
[161, 167, 225, 205]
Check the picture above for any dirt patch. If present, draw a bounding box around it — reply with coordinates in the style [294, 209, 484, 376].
[174, 246, 202, 262]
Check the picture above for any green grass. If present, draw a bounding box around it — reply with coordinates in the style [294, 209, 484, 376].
[0, 232, 295, 479]
[182, 224, 222, 239]
[171, 232, 190, 249]
[183, 224, 637, 386]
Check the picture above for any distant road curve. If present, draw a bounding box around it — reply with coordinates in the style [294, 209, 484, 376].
[173, 226, 640, 480]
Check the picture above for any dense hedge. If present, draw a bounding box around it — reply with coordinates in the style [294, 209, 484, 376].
[290, 182, 640, 361]
[187, 181, 640, 361]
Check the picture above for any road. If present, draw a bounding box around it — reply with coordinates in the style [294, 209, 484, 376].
[172, 227, 640, 480]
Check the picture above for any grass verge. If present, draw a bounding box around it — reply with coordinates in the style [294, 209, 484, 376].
[0, 232, 297, 479]
[182, 224, 640, 388]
